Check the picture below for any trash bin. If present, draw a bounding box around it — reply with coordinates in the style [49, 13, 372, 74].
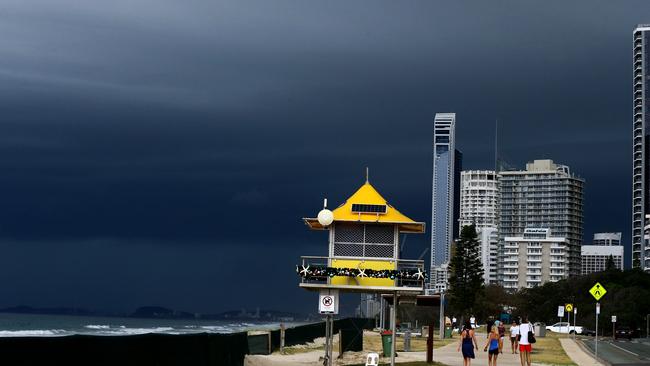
[444, 326, 452, 339]
[381, 330, 393, 357]
[533, 323, 546, 337]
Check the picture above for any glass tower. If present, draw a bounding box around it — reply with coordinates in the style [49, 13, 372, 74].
[430, 113, 462, 292]
[633, 24, 650, 270]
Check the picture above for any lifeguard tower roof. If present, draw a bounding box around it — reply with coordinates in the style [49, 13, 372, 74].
[303, 181, 425, 233]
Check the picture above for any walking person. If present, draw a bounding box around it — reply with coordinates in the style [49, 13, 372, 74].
[470, 315, 476, 329]
[509, 321, 519, 354]
[497, 320, 506, 353]
[518, 316, 534, 366]
[457, 320, 479, 366]
[483, 325, 501, 366]
[486, 317, 494, 338]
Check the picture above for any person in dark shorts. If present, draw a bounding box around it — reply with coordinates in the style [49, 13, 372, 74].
[457, 320, 479, 366]
[483, 325, 501, 366]
[509, 321, 519, 354]
[497, 321, 506, 353]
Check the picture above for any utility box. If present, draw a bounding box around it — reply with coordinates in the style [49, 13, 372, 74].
[533, 323, 546, 337]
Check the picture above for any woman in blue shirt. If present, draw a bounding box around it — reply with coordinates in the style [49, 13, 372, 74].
[483, 325, 501, 366]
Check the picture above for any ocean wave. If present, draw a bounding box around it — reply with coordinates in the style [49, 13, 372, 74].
[0, 329, 69, 337]
[96, 327, 175, 335]
[85, 325, 111, 329]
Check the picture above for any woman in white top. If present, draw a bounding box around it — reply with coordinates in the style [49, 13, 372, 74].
[518, 316, 533, 366]
[509, 321, 519, 354]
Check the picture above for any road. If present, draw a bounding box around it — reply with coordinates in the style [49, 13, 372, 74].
[582, 337, 650, 366]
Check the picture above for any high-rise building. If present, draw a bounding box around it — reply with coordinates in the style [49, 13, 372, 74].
[430, 113, 462, 293]
[633, 24, 650, 270]
[582, 243, 624, 275]
[499, 160, 584, 280]
[503, 228, 569, 289]
[459, 170, 499, 284]
[592, 232, 622, 246]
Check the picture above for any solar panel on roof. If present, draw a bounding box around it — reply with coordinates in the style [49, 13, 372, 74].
[351, 204, 387, 214]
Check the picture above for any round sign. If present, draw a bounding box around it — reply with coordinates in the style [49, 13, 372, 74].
[322, 296, 333, 307]
[565, 304, 573, 312]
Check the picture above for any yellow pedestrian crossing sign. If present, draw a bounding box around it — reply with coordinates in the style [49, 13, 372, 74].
[589, 282, 607, 301]
[565, 303, 573, 312]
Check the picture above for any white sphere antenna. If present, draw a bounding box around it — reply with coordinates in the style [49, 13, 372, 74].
[317, 198, 334, 227]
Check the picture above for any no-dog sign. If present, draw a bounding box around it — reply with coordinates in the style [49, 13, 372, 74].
[319, 290, 339, 314]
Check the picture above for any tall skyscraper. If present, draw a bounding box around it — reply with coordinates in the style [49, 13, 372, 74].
[498, 160, 584, 280]
[459, 170, 499, 284]
[430, 113, 462, 293]
[633, 24, 650, 270]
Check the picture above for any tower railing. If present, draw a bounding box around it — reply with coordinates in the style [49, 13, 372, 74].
[297, 256, 426, 289]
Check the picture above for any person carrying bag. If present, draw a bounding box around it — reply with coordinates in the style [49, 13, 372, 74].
[517, 316, 534, 366]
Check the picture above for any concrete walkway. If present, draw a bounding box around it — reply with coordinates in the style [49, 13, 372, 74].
[558, 338, 604, 366]
[432, 338, 545, 366]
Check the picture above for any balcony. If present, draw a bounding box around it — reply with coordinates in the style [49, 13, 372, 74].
[297, 256, 426, 293]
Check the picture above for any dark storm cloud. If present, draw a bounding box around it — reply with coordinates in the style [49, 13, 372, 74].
[0, 0, 647, 312]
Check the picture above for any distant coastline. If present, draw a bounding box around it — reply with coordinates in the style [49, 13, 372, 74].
[0, 305, 314, 322]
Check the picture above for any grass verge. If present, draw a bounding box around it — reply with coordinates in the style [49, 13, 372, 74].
[530, 333, 576, 365]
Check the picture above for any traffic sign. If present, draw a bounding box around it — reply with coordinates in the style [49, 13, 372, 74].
[557, 305, 565, 317]
[565, 303, 573, 312]
[589, 282, 607, 301]
[612, 316, 617, 323]
[596, 303, 601, 315]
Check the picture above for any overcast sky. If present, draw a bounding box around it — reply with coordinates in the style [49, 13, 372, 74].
[0, 0, 647, 314]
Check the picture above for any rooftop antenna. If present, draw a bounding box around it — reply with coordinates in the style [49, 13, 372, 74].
[494, 119, 498, 173]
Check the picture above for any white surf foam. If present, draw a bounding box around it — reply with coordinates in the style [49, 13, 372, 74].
[84, 325, 111, 329]
[0, 329, 69, 337]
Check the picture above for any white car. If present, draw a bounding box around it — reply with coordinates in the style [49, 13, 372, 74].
[545, 322, 583, 334]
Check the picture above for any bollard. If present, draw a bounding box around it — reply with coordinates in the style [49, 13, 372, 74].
[280, 323, 286, 354]
[404, 330, 411, 352]
[426, 322, 434, 363]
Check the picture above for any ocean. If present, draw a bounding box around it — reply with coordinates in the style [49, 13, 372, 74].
[0, 313, 298, 337]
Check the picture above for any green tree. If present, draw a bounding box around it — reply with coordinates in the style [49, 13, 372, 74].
[605, 255, 617, 271]
[448, 224, 484, 316]
[474, 284, 511, 321]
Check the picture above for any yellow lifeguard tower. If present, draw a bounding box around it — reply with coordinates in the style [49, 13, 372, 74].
[298, 178, 426, 293]
[297, 175, 426, 366]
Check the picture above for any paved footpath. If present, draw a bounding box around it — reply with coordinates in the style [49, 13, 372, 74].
[559, 338, 603, 366]
[432, 337, 545, 366]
